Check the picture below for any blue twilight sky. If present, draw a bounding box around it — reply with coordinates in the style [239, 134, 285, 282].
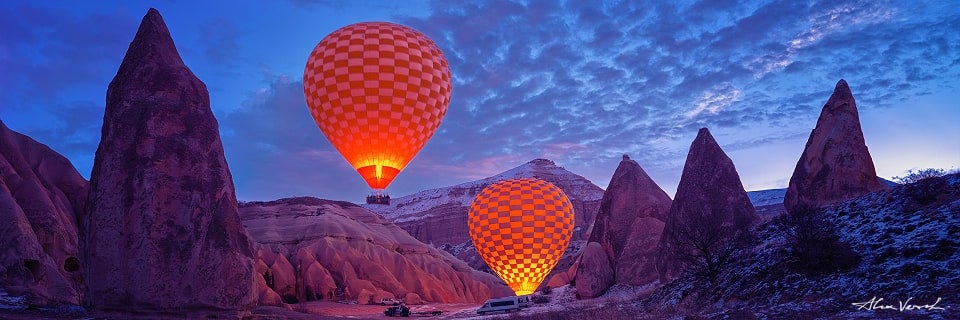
[1, 1, 958, 203]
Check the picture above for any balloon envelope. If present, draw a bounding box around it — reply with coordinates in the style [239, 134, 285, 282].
[303, 22, 451, 190]
[468, 178, 575, 295]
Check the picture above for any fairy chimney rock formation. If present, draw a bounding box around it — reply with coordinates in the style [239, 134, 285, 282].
[657, 128, 757, 280]
[784, 79, 888, 213]
[574, 156, 670, 296]
[81, 8, 256, 313]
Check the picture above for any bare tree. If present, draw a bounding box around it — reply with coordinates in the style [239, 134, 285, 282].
[658, 208, 751, 283]
[781, 205, 859, 274]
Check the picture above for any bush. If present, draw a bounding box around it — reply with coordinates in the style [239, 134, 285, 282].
[783, 205, 859, 275]
[540, 286, 552, 295]
[281, 293, 299, 304]
[904, 175, 948, 206]
[892, 168, 950, 184]
[532, 294, 551, 304]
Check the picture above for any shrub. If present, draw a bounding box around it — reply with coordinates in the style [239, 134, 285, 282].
[281, 294, 299, 304]
[783, 205, 859, 275]
[893, 168, 949, 184]
[532, 294, 551, 304]
[540, 286, 552, 295]
[904, 175, 948, 206]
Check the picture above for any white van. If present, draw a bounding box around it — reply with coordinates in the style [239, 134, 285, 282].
[476, 296, 526, 315]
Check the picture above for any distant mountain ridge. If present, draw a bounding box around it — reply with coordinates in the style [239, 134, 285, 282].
[747, 176, 897, 209]
[369, 159, 602, 222]
[366, 159, 605, 275]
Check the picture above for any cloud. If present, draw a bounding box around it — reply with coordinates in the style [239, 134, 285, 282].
[0, 4, 135, 103]
[198, 17, 243, 70]
[218, 76, 366, 201]
[4, 1, 957, 201]
[684, 84, 743, 119]
[391, 0, 960, 192]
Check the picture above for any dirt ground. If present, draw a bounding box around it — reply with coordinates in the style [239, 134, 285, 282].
[279, 301, 481, 319]
[0, 286, 618, 319]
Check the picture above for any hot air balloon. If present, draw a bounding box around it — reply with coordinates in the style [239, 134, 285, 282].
[468, 178, 575, 296]
[303, 22, 451, 204]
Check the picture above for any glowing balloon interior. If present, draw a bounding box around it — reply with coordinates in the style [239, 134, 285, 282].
[303, 22, 452, 190]
[468, 178, 575, 296]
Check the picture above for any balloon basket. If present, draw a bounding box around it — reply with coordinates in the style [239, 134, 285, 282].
[366, 193, 391, 205]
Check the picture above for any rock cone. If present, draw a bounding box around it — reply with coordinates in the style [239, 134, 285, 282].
[784, 79, 888, 213]
[81, 8, 256, 313]
[657, 128, 757, 280]
[573, 155, 670, 296]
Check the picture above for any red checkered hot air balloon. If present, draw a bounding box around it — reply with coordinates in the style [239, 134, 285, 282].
[468, 178, 575, 296]
[303, 22, 451, 201]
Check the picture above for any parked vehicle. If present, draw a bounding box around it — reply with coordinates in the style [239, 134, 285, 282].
[383, 305, 442, 317]
[476, 296, 526, 315]
[381, 298, 401, 306]
[384, 305, 410, 317]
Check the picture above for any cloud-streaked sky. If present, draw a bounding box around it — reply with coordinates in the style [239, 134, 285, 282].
[2, 0, 958, 203]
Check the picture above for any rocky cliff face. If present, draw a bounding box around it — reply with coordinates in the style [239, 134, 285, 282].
[240, 197, 512, 304]
[0, 120, 87, 306]
[367, 159, 604, 276]
[784, 79, 888, 213]
[81, 8, 256, 313]
[571, 155, 671, 297]
[657, 128, 757, 280]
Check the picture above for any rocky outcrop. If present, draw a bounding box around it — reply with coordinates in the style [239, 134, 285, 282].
[81, 8, 256, 313]
[784, 79, 888, 213]
[0, 119, 87, 306]
[616, 216, 665, 285]
[367, 159, 604, 280]
[588, 156, 670, 276]
[657, 128, 757, 280]
[573, 242, 613, 299]
[241, 197, 512, 304]
[569, 155, 670, 297]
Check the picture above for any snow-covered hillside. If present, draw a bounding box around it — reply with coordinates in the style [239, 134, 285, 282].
[366, 158, 603, 223]
[747, 188, 787, 207]
[637, 173, 960, 319]
[365, 158, 605, 276]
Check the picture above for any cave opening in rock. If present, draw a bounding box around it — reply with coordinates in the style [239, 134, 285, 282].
[263, 271, 274, 290]
[23, 259, 40, 280]
[64, 257, 80, 272]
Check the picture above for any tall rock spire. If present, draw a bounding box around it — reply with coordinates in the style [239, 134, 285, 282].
[82, 8, 256, 313]
[784, 79, 888, 213]
[657, 128, 756, 281]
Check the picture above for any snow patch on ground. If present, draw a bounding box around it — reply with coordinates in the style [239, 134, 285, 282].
[0, 289, 26, 311]
[747, 188, 786, 207]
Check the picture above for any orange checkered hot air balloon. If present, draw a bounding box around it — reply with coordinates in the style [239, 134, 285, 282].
[303, 22, 451, 195]
[468, 178, 575, 296]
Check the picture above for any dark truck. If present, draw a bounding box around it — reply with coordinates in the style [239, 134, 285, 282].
[384, 305, 442, 317]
